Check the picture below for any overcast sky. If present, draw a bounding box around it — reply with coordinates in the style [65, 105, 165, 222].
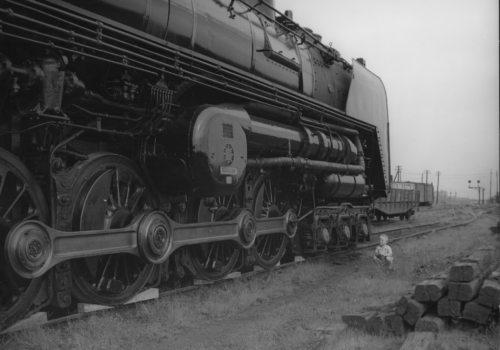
[278, 0, 499, 200]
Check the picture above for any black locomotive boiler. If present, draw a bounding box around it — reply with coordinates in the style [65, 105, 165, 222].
[0, 0, 390, 329]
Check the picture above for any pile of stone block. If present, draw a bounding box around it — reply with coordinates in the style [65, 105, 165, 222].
[341, 247, 500, 335]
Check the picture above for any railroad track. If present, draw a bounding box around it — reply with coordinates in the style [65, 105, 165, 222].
[371, 207, 455, 228]
[371, 206, 456, 238]
[1, 205, 476, 335]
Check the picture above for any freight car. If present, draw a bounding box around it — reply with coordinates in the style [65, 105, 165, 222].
[405, 182, 434, 206]
[0, 0, 390, 329]
[373, 182, 419, 221]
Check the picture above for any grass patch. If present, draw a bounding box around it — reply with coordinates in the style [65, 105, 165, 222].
[2, 209, 498, 350]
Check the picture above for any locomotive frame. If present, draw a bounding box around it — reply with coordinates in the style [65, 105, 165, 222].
[0, 0, 390, 330]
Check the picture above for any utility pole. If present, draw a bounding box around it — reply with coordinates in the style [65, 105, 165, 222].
[436, 171, 440, 204]
[421, 173, 423, 183]
[490, 169, 492, 202]
[395, 166, 402, 182]
[482, 188, 485, 204]
[425, 170, 430, 185]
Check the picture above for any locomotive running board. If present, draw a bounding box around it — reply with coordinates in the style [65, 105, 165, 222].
[5, 209, 297, 279]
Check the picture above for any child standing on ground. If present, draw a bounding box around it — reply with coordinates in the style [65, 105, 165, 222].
[373, 234, 394, 270]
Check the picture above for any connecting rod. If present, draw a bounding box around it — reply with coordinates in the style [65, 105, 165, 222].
[5, 209, 297, 279]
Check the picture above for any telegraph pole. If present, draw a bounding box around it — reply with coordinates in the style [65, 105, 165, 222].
[436, 171, 440, 204]
[490, 169, 492, 202]
[395, 166, 402, 182]
[425, 170, 430, 185]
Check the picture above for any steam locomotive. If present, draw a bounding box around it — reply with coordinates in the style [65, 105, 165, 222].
[0, 0, 390, 329]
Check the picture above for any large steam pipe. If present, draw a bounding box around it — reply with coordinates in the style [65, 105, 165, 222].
[246, 114, 358, 164]
[247, 135, 366, 175]
[247, 157, 364, 174]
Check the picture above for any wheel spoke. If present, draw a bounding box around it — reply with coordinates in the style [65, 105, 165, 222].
[250, 175, 289, 268]
[204, 244, 215, 268]
[22, 205, 40, 220]
[96, 256, 112, 287]
[129, 188, 144, 215]
[263, 182, 270, 208]
[213, 243, 220, 270]
[2, 183, 27, 219]
[0, 167, 9, 197]
[112, 255, 119, 281]
[122, 256, 131, 286]
[262, 235, 271, 257]
[108, 193, 118, 210]
[115, 169, 121, 207]
[124, 180, 131, 207]
[256, 236, 265, 249]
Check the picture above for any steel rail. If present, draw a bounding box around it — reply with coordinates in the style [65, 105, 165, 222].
[371, 208, 456, 237]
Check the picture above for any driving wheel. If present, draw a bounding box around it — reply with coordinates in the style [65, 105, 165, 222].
[249, 174, 289, 269]
[70, 154, 157, 305]
[0, 149, 49, 330]
[185, 194, 242, 281]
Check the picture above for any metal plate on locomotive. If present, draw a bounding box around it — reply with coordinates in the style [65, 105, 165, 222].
[191, 104, 250, 196]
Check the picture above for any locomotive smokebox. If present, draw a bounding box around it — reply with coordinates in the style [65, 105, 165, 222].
[148, 105, 251, 197]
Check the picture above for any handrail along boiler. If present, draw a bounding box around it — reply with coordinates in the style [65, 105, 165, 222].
[0, 0, 390, 328]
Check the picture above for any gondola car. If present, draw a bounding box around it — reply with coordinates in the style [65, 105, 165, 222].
[373, 182, 419, 221]
[405, 182, 434, 206]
